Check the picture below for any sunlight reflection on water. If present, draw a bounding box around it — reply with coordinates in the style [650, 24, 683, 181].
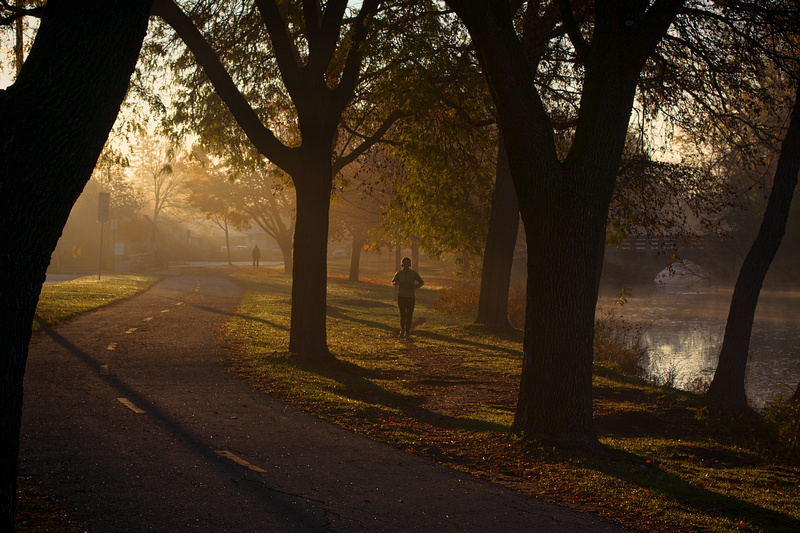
[597, 288, 800, 408]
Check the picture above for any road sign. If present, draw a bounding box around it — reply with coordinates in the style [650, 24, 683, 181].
[71, 246, 81, 259]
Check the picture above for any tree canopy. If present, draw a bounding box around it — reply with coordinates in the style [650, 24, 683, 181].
[146, 0, 433, 357]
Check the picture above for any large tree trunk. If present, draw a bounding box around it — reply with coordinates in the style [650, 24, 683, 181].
[448, 0, 681, 446]
[707, 86, 800, 412]
[512, 193, 609, 443]
[289, 160, 334, 359]
[349, 227, 368, 282]
[278, 235, 294, 274]
[476, 134, 519, 329]
[154, 0, 383, 360]
[0, 0, 151, 527]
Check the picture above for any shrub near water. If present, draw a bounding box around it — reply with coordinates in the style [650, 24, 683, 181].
[593, 313, 648, 377]
[432, 283, 480, 315]
[434, 283, 646, 374]
[764, 398, 800, 447]
[594, 289, 648, 377]
[433, 283, 526, 328]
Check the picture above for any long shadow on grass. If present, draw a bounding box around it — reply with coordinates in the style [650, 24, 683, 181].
[196, 302, 511, 436]
[286, 354, 509, 438]
[325, 306, 395, 333]
[326, 307, 522, 359]
[414, 330, 520, 358]
[188, 303, 289, 331]
[588, 367, 799, 528]
[569, 445, 800, 531]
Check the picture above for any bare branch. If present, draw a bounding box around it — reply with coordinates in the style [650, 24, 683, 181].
[333, 108, 408, 174]
[558, 0, 588, 62]
[151, 0, 297, 173]
[254, 0, 305, 97]
[332, 0, 381, 110]
[0, 1, 44, 26]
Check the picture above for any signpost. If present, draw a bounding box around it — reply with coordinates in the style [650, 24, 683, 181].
[98, 192, 110, 280]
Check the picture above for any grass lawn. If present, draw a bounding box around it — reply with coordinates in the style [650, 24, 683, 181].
[225, 255, 800, 533]
[34, 274, 163, 330]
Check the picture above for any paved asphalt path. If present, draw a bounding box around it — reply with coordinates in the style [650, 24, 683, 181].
[21, 272, 630, 532]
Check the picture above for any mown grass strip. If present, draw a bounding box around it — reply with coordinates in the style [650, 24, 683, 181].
[34, 274, 162, 330]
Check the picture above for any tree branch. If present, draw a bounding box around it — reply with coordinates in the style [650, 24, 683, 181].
[254, 0, 305, 97]
[558, 0, 588, 62]
[311, 0, 348, 72]
[0, 1, 44, 25]
[302, 0, 322, 49]
[440, 97, 495, 128]
[333, 108, 408, 174]
[332, 0, 381, 110]
[630, 0, 686, 62]
[152, 0, 296, 173]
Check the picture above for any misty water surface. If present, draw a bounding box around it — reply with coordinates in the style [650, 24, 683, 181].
[596, 287, 800, 408]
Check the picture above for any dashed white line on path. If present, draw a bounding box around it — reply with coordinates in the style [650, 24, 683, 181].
[160, 309, 170, 314]
[117, 398, 146, 414]
[125, 328, 138, 334]
[215, 451, 267, 473]
[143, 317, 154, 322]
[107, 343, 117, 351]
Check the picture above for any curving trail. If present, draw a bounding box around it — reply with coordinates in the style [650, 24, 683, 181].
[21, 272, 628, 532]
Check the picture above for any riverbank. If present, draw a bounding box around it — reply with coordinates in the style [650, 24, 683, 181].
[596, 286, 800, 407]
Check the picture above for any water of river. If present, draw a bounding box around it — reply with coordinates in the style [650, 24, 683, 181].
[596, 287, 800, 408]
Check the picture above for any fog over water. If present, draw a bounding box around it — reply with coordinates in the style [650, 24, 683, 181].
[597, 286, 800, 408]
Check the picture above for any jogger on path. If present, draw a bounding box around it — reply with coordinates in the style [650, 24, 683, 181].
[391, 257, 423, 339]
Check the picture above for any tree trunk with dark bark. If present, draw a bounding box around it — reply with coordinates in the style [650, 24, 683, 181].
[448, 0, 682, 445]
[707, 86, 800, 413]
[153, 0, 386, 359]
[224, 220, 233, 265]
[0, 0, 151, 527]
[277, 234, 294, 274]
[349, 227, 368, 281]
[476, 135, 518, 329]
[288, 158, 334, 359]
[511, 193, 609, 444]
